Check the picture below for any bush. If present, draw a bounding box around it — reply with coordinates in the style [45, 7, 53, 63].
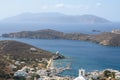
[13, 76, 26, 80]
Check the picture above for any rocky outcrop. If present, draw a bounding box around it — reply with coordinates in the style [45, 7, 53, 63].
[88, 32, 120, 46]
[100, 40, 110, 46]
[53, 53, 65, 60]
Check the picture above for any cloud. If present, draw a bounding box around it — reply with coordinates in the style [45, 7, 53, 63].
[55, 3, 65, 8]
[41, 3, 65, 10]
[40, 4, 90, 11]
[66, 4, 90, 11]
[96, 2, 102, 7]
[41, 5, 49, 10]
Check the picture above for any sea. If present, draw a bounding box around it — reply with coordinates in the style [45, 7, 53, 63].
[0, 22, 120, 35]
[0, 22, 120, 77]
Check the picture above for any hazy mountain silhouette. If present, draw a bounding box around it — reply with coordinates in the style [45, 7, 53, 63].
[2, 12, 111, 24]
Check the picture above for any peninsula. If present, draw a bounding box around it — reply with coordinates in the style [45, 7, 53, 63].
[0, 40, 66, 80]
[2, 29, 120, 46]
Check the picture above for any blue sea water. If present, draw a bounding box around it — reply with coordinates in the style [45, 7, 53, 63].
[0, 38, 120, 77]
[0, 22, 120, 35]
[0, 22, 120, 76]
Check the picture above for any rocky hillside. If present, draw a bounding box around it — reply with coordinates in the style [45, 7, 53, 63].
[0, 54, 11, 77]
[0, 40, 65, 79]
[2, 29, 120, 46]
[87, 32, 120, 46]
[2, 29, 88, 39]
[2, 29, 65, 39]
[0, 40, 53, 60]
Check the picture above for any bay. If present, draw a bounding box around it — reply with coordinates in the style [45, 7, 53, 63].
[0, 37, 120, 77]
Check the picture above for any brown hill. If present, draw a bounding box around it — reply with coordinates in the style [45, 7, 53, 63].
[2, 29, 89, 40]
[2, 29, 120, 46]
[87, 32, 120, 46]
[0, 40, 53, 60]
[2, 29, 65, 39]
[0, 40, 65, 79]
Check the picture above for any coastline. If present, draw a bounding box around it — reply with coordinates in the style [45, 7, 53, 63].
[1, 38, 120, 79]
[2, 29, 120, 46]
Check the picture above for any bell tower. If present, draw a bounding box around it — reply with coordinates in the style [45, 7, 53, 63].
[79, 68, 85, 76]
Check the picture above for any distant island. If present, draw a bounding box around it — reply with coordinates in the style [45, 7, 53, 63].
[2, 29, 120, 46]
[1, 12, 111, 24]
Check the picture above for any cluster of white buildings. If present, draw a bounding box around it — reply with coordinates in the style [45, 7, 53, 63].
[8, 57, 120, 80]
[74, 68, 120, 80]
[11, 56, 120, 80]
[105, 69, 120, 80]
[13, 64, 120, 80]
[14, 65, 73, 80]
[111, 29, 120, 34]
[13, 58, 73, 80]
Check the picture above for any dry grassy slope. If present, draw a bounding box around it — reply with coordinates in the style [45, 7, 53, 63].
[0, 54, 11, 77]
[89, 32, 120, 46]
[0, 40, 53, 60]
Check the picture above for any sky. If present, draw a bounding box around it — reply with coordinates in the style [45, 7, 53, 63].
[0, 0, 119, 21]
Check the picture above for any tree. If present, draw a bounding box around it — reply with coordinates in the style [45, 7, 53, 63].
[104, 70, 111, 78]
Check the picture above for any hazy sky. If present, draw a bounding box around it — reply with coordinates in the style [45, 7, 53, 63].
[0, 0, 119, 21]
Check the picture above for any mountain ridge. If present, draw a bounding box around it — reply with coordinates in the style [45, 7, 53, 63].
[1, 12, 111, 24]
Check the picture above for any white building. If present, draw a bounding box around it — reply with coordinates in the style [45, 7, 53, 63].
[74, 69, 86, 80]
[30, 47, 37, 52]
[90, 71, 100, 80]
[115, 72, 120, 80]
[18, 66, 30, 73]
[111, 29, 120, 34]
[36, 69, 47, 76]
[15, 61, 21, 65]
